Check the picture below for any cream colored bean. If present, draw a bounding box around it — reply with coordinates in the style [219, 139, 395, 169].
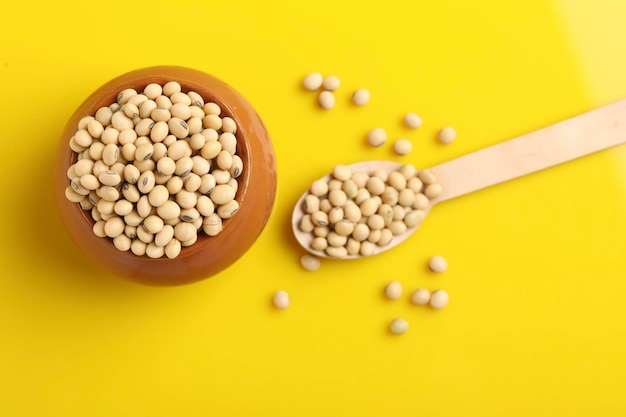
[325, 246, 347, 258]
[371, 169, 388, 181]
[395, 188, 416, 207]
[366, 176, 385, 195]
[327, 232, 347, 247]
[177, 189, 198, 209]
[203, 102, 221, 116]
[151, 107, 171, 123]
[334, 219, 354, 237]
[136, 195, 153, 218]
[304, 195, 320, 214]
[430, 289, 449, 309]
[328, 207, 344, 224]
[89, 141, 105, 161]
[104, 216, 125, 238]
[101, 127, 120, 145]
[359, 198, 379, 217]
[196, 195, 215, 217]
[123, 103, 139, 120]
[367, 229, 382, 243]
[411, 193, 429, 210]
[352, 88, 370, 106]
[124, 210, 143, 227]
[424, 183, 443, 199]
[367, 214, 385, 231]
[137, 226, 154, 244]
[113, 199, 133, 216]
[351, 171, 370, 188]
[344, 203, 362, 223]
[162, 81, 182, 96]
[384, 281, 402, 300]
[218, 132, 237, 154]
[199, 174, 216, 194]
[388, 171, 407, 190]
[438, 126, 456, 144]
[322, 75, 340, 91]
[92, 220, 107, 237]
[116, 88, 137, 104]
[95, 106, 113, 126]
[217, 200, 239, 218]
[92, 160, 109, 177]
[328, 189, 347, 207]
[318, 91, 335, 110]
[429, 255, 448, 273]
[155, 200, 180, 221]
[122, 183, 140, 203]
[221, 117, 237, 134]
[87, 119, 104, 139]
[189, 133, 206, 150]
[168, 117, 189, 139]
[404, 113, 422, 129]
[111, 111, 134, 131]
[175, 156, 193, 177]
[389, 318, 409, 335]
[139, 100, 157, 119]
[167, 140, 189, 161]
[311, 211, 329, 227]
[381, 187, 399, 206]
[341, 179, 358, 199]
[202, 213, 223, 236]
[138, 170, 156, 194]
[318, 200, 331, 213]
[309, 237, 326, 252]
[134, 118, 156, 137]
[101, 143, 118, 166]
[366, 128, 387, 147]
[143, 83, 162, 100]
[332, 164, 352, 181]
[146, 243, 165, 259]
[273, 290, 290, 309]
[377, 204, 394, 226]
[180, 208, 200, 223]
[78, 116, 95, 130]
[200, 140, 222, 161]
[155, 95, 172, 109]
[299, 215, 314, 233]
[346, 238, 360, 255]
[150, 229, 171, 251]
[73, 159, 94, 177]
[300, 254, 321, 271]
[142, 214, 164, 234]
[303, 72, 323, 91]
[187, 91, 204, 108]
[98, 170, 121, 187]
[174, 222, 196, 242]
[352, 223, 370, 242]
[191, 155, 211, 176]
[210, 184, 236, 205]
[203, 113, 222, 130]
[328, 179, 342, 192]
[146, 185, 168, 207]
[388, 220, 407, 236]
[170, 102, 191, 120]
[360, 241, 376, 256]
[407, 177, 424, 194]
[310, 179, 328, 197]
[411, 288, 431, 305]
[135, 143, 154, 161]
[164, 238, 182, 259]
[393, 138, 412, 156]
[79, 174, 99, 191]
[404, 210, 425, 228]
[119, 143, 135, 162]
[65, 186, 84, 203]
[184, 173, 202, 192]
[167, 176, 184, 194]
[417, 169, 437, 184]
[170, 92, 191, 106]
[130, 239, 147, 256]
[113, 234, 131, 252]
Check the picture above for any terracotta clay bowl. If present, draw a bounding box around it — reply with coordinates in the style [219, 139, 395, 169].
[53, 66, 277, 286]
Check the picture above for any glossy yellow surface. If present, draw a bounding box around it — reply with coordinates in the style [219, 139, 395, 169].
[1, 1, 625, 415]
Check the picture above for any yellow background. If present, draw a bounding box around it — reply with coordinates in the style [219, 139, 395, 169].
[1, 1, 625, 416]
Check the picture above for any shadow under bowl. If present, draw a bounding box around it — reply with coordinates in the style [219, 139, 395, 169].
[53, 66, 277, 286]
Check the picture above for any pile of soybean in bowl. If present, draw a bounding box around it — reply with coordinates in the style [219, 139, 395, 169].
[63, 81, 243, 259]
[297, 163, 442, 258]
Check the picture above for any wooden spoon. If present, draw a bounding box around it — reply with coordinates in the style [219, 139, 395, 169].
[292, 98, 626, 259]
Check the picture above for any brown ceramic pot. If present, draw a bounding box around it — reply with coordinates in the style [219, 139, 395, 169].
[53, 66, 277, 286]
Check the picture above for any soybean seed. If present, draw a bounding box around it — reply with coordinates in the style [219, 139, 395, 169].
[164, 238, 182, 259]
[210, 184, 236, 205]
[411, 288, 431, 305]
[430, 289, 449, 309]
[303, 72, 323, 91]
[429, 255, 448, 273]
[300, 254, 320, 271]
[273, 290, 290, 309]
[367, 128, 387, 147]
[318, 91, 335, 110]
[438, 126, 456, 144]
[393, 139, 412, 156]
[389, 318, 409, 335]
[322, 75, 340, 91]
[352, 88, 370, 106]
[162, 81, 182, 96]
[221, 117, 237, 134]
[404, 112, 422, 129]
[384, 281, 403, 300]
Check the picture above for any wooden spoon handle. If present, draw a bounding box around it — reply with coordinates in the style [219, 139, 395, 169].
[430, 98, 626, 203]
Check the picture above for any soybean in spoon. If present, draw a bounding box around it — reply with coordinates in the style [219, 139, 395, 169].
[292, 98, 626, 259]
